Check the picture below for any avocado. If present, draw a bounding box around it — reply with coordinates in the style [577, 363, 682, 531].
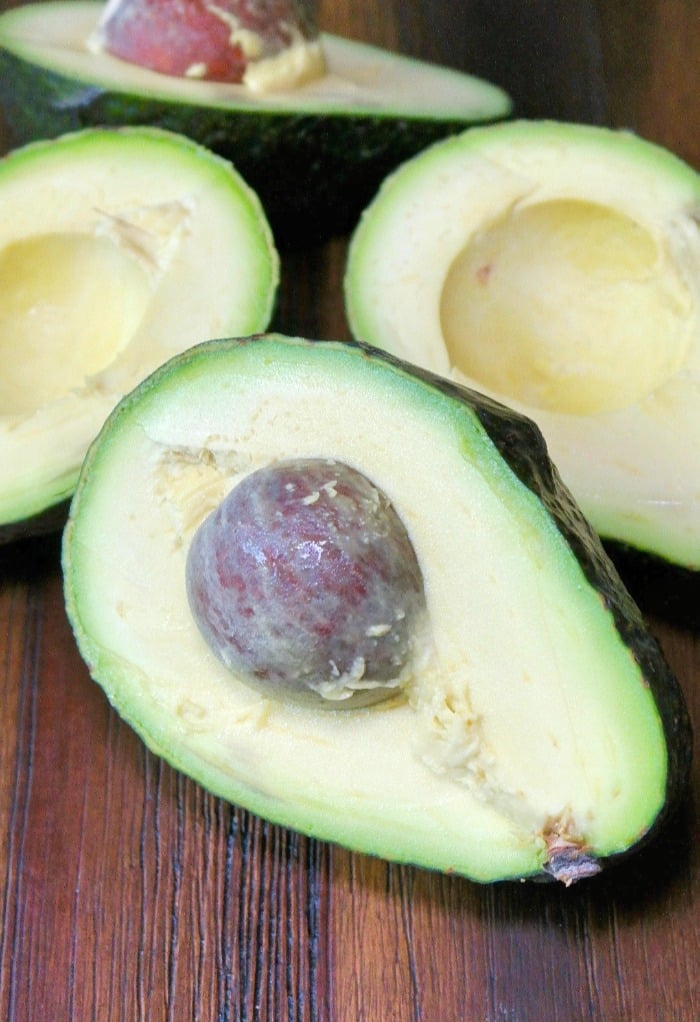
[62, 333, 691, 885]
[0, 1, 512, 245]
[0, 126, 278, 543]
[344, 120, 700, 580]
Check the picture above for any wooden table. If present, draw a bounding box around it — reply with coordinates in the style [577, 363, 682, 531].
[1, 2, 698, 1018]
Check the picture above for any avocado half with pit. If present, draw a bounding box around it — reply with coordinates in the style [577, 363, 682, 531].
[62, 333, 691, 885]
[0, 126, 278, 543]
[0, 1, 512, 245]
[345, 120, 700, 582]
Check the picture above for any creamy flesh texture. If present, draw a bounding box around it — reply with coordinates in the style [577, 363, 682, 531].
[0, 231, 151, 415]
[345, 122, 700, 568]
[63, 337, 667, 882]
[0, 128, 277, 529]
[441, 199, 692, 415]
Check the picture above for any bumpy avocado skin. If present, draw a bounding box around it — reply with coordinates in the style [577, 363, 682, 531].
[0, 50, 507, 246]
[370, 346, 693, 868]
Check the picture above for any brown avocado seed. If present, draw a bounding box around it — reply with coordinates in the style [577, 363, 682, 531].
[94, 0, 323, 86]
[186, 458, 427, 707]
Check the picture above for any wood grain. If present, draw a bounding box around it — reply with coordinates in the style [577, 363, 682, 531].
[0, 2, 698, 1020]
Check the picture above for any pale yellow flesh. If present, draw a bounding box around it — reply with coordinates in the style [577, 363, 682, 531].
[440, 198, 692, 415]
[64, 340, 667, 881]
[0, 232, 151, 416]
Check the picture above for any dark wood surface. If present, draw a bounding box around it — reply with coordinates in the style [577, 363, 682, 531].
[1, 2, 699, 1019]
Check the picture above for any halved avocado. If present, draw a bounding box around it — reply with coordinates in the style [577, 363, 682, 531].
[0, 1, 512, 244]
[62, 333, 691, 884]
[0, 126, 278, 543]
[345, 120, 700, 579]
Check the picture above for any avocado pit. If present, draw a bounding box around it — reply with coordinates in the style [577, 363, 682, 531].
[93, 0, 326, 89]
[186, 457, 427, 707]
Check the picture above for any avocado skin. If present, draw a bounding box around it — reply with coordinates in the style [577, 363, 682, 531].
[360, 341, 693, 867]
[0, 50, 507, 247]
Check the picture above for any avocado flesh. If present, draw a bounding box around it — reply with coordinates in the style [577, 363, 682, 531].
[0, 2, 511, 244]
[0, 232, 151, 415]
[62, 334, 689, 884]
[345, 121, 700, 571]
[0, 126, 278, 540]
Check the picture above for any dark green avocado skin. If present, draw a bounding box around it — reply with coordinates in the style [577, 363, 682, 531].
[346, 339, 693, 870]
[0, 51, 507, 247]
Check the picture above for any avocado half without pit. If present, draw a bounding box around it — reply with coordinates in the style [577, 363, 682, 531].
[62, 334, 691, 885]
[345, 120, 700, 579]
[0, 126, 278, 543]
[0, 0, 512, 244]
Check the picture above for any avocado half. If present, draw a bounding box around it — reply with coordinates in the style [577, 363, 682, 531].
[0, 1, 512, 245]
[345, 120, 700, 579]
[62, 333, 691, 884]
[0, 126, 278, 543]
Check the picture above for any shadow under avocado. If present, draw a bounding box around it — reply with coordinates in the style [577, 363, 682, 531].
[0, 527, 64, 586]
[605, 541, 700, 633]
